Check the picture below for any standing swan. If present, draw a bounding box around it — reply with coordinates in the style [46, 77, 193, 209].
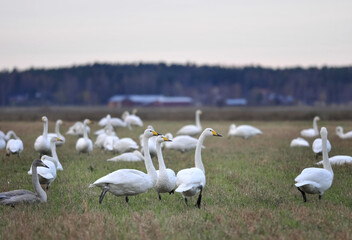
[5, 132, 23, 157]
[154, 135, 176, 200]
[76, 119, 93, 155]
[89, 129, 159, 204]
[0, 159, 48, 206]
[176, 110, 202, 136]
[175, 128, 222, 208]
[34, 116, 51, 156]
[295, 127, 334, 202]
[300, 116, 320, 138]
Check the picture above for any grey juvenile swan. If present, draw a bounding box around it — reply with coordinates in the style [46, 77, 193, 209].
[0, 159, 48, 207]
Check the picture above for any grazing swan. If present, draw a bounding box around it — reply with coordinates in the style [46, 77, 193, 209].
[227, 123, 262, 139]
[176, 109, 202, 136]
[175, 128, 222, 208]
[122, 110, 143, 130]
[113, 138, 139, 153]
[290, 137, 310, 147]
[295, 127, 333, 202]
[155, 135, 176, 200]
[0, 159, 48, 206]
[301, 116, 320, 138]
[66, 121, 91, 137]
[312, 137, 331, 159]
[76, 119, 93, 155]
[162, 133, 205, 153]
[89, 129, 159, 204]
[28, 137, 63, 189]
[107, 150, 144, 162]
[34, 116, 51, 156]
[336, 126, 352, 139]
[6, 131, 23, 157]
[48, 119, 65, 146]
[316, 155, 352, 166]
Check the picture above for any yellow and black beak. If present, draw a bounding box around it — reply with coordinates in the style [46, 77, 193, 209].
[211, 130, 223, 137]
[152, 130, 161, 136]
[57, 137, 62, 142]
[41, 117, 45, 122]
[162, 136, 172, 142]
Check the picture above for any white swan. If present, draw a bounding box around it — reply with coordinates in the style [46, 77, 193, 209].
[227, 123, 262, 139]
[316, 155, 352, 166]
[295, 127, 333, 202]
[76, 119, 93, 155]
[66, 121, 91, 137]
[176, 109, 202, 136]
[175, 128, 222, 208]
[155, 135, 176, 200]
[34, 116, 51, 156]
[4, 130, 17, 141]
[48, 134, 63, 171]
[122, 110, 143, 130]
[99, 114, 126, 128]
[290, 137, 310, 147]
[27, 139, 62, 189]
[0, 159, 48, 206]
[89, 128, 159, 204]
[301, 116, 320, 138]
[162, 133, 205, 153]
[312, 137, 331, 159]
[0, 135, 5, 150]
[48, 119, 65, 146]
[336, 126, 352, 139]
[0, 130, 5, 139]
[103, 133, 120, 152]
[113, 137, 139, 153]
[107, 150, 144, 162]
[6, 132, 23, 157]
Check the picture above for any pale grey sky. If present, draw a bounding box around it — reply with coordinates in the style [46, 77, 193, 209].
[1, 0, 351, 70]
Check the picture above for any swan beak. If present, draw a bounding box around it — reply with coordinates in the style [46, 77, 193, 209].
[211, 130, 222, 137]
[162, 136, 172, 142]
[39, 161, 49, 168]
[57, 137, 62, 142]
[152, 130, 160, 136]
[41, 117, 45, 122]
[89, 120, 93, 124]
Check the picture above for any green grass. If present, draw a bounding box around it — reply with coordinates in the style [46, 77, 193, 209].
[1, 120, 352, 239]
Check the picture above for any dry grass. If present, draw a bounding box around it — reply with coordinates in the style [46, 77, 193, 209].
[1, 117, 352, 239]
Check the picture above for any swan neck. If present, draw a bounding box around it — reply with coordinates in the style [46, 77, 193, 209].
[32, 163, 47, 202]
[156, 141, 166, 171]
[143, 137, 157, 185]
[195, 132, 206, 173]
[196, 112, 201, 128]
[322, 133, 333, 173]
[51, 140, 58, 159]
[43, 120, 48, 138]
[313, 118, 318, 133]
[55, 122, 61, 136]
[83, 122, 88, 139]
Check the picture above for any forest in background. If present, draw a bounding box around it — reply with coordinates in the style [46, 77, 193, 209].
[0, 63, 351, 106]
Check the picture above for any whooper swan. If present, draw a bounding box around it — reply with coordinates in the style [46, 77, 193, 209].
[300, 116, 320, 138]
[176, 109, 202, 136]
[34, 116, 51, 156]
[6, 131, 23, 157]
[336, 126, 352, 139]
[75, 119, 93, 155]
[48, 119, 65, 146]
[227, 123, 262, 139]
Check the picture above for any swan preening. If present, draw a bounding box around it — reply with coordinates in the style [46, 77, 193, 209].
[336, 126, 352, 139]
[175, 128, 222, 208]
[227, 124, 262, 139]
[0, 159, 48, 206]
[290, 137, 309, 147]
[300, 116, 320, 138]
[176, 109, 202, 136]
[34, 116, 51, 156]
[316, 155, 352, 166]
[76, 119, 93, 155]
[89, 128, 159, 204]
[5, 131, 23, 157]
[154, 135, 176, 200]
[295, 127, 334, 202]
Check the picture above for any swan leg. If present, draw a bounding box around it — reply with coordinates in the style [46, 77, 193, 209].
[169, 189, 175, 195]
[99, 186, 109, 204]
[158, 194, 162, 201]
[297, 187, 307, 202]
[184, 198, 188, 206]
[196, 186, 203, 209]
[319, 194, 322, 200]
[125, 196, 129, 203]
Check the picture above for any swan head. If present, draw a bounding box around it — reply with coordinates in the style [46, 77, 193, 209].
[143, 128, 160, 138]
[42, 116, 48, 122]
[57, 119, 63, 125]
[132, 109, 138, 115]
[106, 114, 111, 119]
[336, 126, 343, 135]
[165, 133, 173, 140]
[314, 116, 320, 121]
[84, 119, 92, 125]
[156, 135, 172, 143]
[147, 125, 154, 130]
[196, 109, 202, 115]
[204, 128, 222, 137]
[320, 127, 327, 138]
[33, 159, 49, 168]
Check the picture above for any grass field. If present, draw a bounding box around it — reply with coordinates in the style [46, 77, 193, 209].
[1, 119, 352, 239]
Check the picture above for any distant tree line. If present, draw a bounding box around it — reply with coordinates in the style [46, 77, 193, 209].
[0, 63, 351, 106]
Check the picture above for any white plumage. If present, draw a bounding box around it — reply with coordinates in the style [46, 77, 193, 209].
[176, 109, 202, 136]
[107, 150, 144, 162]
[316, 155, 352, 166]
[312, 137, 331, 157]
[48, 119, 65, 147]
[113, 138, 139, 153]
[336, 126, 352, 139]
[227, 124, 262, 139]
[162, 133, 204, 153]
[300, 116, 320, 138]
[290, 137, 309, 147]
[6, 133, 23, 157]
[34, 116, 51, 156]
[76, 119, 93, 155]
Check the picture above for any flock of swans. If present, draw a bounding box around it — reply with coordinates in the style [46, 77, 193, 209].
[0, 110, 351, 207]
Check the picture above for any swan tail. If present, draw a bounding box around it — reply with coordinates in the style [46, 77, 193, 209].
[295, 180, 319, 188]
[175, 184, 192, 193]
[89, 184, 95, 188]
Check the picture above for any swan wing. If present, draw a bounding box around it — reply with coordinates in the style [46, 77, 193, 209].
[175, 168, 205, 192]
[290, 137, 310, 147]
[317, 155, 352, 165]
[301, 128, 316, 138]
[295, 168, 333, 188]
[176, 125, 201, 136]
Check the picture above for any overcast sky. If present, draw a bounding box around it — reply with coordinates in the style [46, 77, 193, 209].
[1, 0, 351, 70]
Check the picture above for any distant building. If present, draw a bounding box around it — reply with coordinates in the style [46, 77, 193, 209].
[108, 95, 193, 107]
[225, 98, 247, 106]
